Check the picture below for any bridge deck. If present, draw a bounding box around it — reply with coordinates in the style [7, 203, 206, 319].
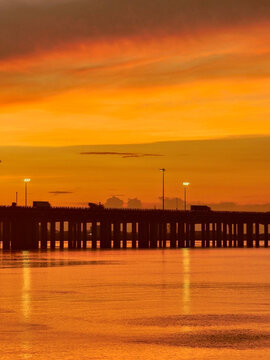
[0, 206, 269, 250]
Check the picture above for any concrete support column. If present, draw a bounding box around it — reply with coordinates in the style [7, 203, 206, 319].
[32, 221, 39, 250]
[185, 222, 190, 248]
[146, 222, 150, 248]
[77, 223, 82, 249]
[158, 223, 162, 248]
[3, 221, 11, 250]
[72, 222, 77, 248]
[11, 219, 38, 250]
[100, 221, 111, 249]
[264, 224, 269, 248]
[162, 223, 167, 248]
[138, 222, 149, 248]
[190, 222, 195, 248]
[68, 221, 74, 249]
[223, 223, 227, 248]
[50, 221, 56, 249]
[212, 223, 216, 247]
[132, 222, 137, 249]
[201, 223, 205, 248]
[158, 223, 164, 248]
[91, 222, 97, 249]
[41, 221, 48, 249]
[247, 222, 253, 248]
[205, 222, 210, 248]
[83, 222, 87, 249]
[170, 222, 177, 248]
[216, 222, 222, 248]
[60, 221, 64, 249]
[238, 223, 244, 248]
[178, 221, 185, 248]
[233, 224, 237, 247]
[255, 223, 260, 248]
[150, 222, 158, 248]
[138, 222, 143, 248]
[113, 221, 121, 249]
[228, 223, 233, 247]
[122, 222, 127, 249]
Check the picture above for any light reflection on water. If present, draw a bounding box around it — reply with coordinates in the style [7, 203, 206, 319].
[21, 251, 31, 360]
[22, 252, 31, 320]
[182, 249, 190, 315]
[0, 248, 270, 359]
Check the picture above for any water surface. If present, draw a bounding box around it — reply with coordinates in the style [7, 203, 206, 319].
[0, 249, 270, 359]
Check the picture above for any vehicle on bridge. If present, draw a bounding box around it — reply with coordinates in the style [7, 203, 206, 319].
[33, 201, 51, 209]
[191, 205, 211, 212]
[88, 202, 105, 210]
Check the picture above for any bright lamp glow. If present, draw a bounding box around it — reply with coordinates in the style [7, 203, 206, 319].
[24, 178, 31, 182]
[183, 182, 190, 186]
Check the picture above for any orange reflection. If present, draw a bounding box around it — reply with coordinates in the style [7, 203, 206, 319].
[21, 252, 31, 359]
[182, 249, 190, 314]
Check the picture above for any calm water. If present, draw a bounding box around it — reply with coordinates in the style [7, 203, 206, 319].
[0, 249, 270, 359]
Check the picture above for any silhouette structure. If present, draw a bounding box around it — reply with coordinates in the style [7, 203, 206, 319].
[0, 206, 270, 250]
[127, 198, 142, 209]
[105, 196, 124, 208]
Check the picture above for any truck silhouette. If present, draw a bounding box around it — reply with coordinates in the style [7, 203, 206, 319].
[33, 201, 51, 209]
[88, 202, 105, 210]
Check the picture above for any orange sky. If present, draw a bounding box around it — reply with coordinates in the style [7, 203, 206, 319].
[0, 0, 270, 208]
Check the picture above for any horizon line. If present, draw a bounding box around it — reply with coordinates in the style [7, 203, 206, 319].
[0, 134, 270, 148]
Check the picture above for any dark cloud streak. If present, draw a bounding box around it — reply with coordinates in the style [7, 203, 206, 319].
[48, 191, 73, 195]
[80, 151, 163, 158]
[1, 0, 270, 59]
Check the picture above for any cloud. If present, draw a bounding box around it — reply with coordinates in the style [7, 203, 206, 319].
[127, 198, 142, 209]
[80, 152, 163, 158]
[48, 191, 73, 195]
[1, 0, 270, 60]
[1, 2, 270, 109]
[1, 49, 270, 109]
[105, 196, 123, 208]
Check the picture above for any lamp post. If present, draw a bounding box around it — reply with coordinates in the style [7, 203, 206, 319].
[182, 182, 190, 211]
[160, 168, 166, 210]
[24, 178, 31, 207]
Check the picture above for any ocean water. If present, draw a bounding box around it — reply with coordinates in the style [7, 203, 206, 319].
[0, 248, 270, 360]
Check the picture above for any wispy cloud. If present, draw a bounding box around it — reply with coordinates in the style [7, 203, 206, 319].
[1, 0, 270, 60]
[80, 151, 163, 158]
[48, 191, 73, 195]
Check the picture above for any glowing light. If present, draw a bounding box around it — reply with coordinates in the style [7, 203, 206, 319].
[183, 182, 190, 187]
[24, 178, 31, 183]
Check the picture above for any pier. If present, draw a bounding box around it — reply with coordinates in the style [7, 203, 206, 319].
[0, 206, 270, 250]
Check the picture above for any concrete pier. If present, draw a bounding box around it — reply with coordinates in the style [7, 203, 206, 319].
[0, 206, 269, 250]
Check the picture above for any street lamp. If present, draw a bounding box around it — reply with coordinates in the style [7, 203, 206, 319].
[160, 168, 166, 210]
[182, 182, 190, 211]
[24, 178, 31, 207]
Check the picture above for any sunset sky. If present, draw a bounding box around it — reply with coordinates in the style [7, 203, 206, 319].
[1, 0, 270, 208]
